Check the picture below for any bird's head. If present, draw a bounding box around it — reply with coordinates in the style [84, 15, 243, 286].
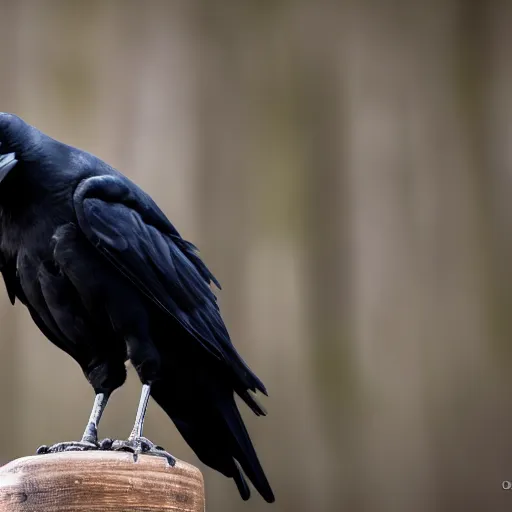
[0, 113, 42, 186]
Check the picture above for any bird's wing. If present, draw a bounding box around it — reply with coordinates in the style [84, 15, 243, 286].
[73, 174, 235, 363]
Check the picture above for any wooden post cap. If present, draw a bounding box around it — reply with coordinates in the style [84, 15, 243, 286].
[0, 451, 205, 511]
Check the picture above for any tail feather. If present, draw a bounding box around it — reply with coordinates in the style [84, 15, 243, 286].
[238, 389, 267, 417]
[230, 357, 268, 396]
[151, 376, 274, 503]
[216, 394, 275, 503]
[233, 461, 251, 501]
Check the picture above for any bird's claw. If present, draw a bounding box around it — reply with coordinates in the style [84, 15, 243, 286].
[36, 440, 99, 454]
[98, 436, 176, 466]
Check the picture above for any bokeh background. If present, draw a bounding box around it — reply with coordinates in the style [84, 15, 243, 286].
[1, 1, 512, 511]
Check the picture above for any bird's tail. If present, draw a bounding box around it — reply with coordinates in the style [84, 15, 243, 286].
[151, 378, 275, 503]
[216, 393, 275, 503]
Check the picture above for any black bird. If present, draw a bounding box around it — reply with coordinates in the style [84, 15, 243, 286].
[0, 113, 274, 503]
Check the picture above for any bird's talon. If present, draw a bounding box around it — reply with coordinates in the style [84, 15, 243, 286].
[99, 438, 114, 450]
[97, 436, 175, 465]
[163, 452, 177, 467]
[36, 440, 100, 454]
[139, 441, 151, 452]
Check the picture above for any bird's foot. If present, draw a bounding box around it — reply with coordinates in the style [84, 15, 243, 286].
[98, 436, 176, 466]
[36, 440, 99, 454]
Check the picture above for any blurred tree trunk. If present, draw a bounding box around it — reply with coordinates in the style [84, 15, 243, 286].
[296, 3, 361, 509]
[485, 1, 512, 366]
[343, 1, 507, 511]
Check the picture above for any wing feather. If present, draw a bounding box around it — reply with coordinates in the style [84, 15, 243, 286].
[74, 176, 236, 363]
[74, 175, 267, 394]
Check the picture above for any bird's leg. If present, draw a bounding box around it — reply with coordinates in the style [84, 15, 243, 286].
[130, 382, 151, 439]
[81, 391, 110, 444]
[37, 392, 110, 454]
[102, 383, 175, 466]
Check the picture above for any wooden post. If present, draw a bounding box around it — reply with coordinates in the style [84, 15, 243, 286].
[0, 452, 205, 511]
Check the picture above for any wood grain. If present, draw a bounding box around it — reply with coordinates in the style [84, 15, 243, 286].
[0, 451, 205, 511]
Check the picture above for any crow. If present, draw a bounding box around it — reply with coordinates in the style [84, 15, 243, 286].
[0, 113, 274, 503]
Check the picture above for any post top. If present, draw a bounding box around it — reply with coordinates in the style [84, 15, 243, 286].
[0, 451, 205, 511]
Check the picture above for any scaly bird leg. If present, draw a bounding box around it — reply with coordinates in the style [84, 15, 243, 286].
[101, 384, 175, 466]
[130, 382, 151, 439]
[81, 392, 110, 444]
[37, 392, 110, 454]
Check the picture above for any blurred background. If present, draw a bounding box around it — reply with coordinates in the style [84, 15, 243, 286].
[1, 1, 512, 510]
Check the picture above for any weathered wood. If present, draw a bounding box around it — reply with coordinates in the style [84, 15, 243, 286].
[0, 451, 204, 512]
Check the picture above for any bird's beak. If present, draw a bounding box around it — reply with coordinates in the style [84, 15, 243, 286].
[0, 152, 17, 185]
